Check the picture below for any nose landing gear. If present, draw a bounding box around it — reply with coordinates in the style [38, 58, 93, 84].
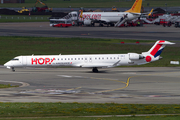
[11, 67, 15, 72]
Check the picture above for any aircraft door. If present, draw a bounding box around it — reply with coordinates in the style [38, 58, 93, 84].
[22, 56, 27, 66]
[119, 55, 125, 59]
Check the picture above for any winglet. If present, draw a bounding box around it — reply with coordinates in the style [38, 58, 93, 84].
[79, 10, 83, 18]
[148, 9, 154, 16]
[125, 0, 142, 13]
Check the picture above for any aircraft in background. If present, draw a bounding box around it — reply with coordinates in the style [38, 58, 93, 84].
[4, 40, 174, 72]
[79, 0, 142, 26]
[63, 0, 143, 27]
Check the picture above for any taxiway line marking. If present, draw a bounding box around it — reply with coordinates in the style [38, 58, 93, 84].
[0, 80, 30, 88]
[91, 75, 143, 93]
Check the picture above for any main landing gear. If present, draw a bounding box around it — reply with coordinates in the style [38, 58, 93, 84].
[92, 67, 98, 73]
[11, 67, 15, 72]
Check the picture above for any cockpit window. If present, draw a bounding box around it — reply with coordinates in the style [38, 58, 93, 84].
[12, 58, 19, 61]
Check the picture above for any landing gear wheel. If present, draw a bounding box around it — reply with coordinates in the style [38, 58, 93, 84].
[99, 23, 103, 27]
[107, 23, 109, 27]
[110, 23, 114, 27]
[92, 67, 98, 73]
[12, 67, 15, 72]
[91, 22, 95, 27]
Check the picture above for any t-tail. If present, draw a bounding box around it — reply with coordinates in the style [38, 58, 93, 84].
[125, 0, 142, 13]
[142, 40, 175, 63]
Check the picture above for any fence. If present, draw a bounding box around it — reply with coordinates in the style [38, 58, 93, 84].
[0, 16, 49, 21]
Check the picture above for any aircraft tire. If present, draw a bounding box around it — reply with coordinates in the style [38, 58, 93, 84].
[163, 23, 166, 27]
[12, 67, 15, 72]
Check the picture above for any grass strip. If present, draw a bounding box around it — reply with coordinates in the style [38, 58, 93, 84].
[0, 115, 180, 120]
[0, 36, 179, 67]
[0, 103, 180, 118]
[0, 84, 18, 88]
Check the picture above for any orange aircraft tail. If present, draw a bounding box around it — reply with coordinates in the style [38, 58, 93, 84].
[125, 0, 142, 13]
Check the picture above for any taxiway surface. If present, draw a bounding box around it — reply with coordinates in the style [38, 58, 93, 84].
[0, 22, 180, 40]
[0, 67, 180, 104]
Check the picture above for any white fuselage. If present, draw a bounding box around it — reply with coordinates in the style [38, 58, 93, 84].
[4, 53, 152, 69]
[78, 12, 141, 23]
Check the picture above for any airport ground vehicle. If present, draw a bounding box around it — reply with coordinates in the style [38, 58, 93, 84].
[160, 19, 172, 27]
[175, 22, 180, 28]
[119, 20, 143, 27]
[18, 7, 29, 13]
[50, 19, 72, 27]
[154, 19, 172, 27]
[111, 6, 119, 12]
[32, 0, 52, 12]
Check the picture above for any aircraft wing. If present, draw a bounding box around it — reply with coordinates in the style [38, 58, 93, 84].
[99, 19, 110, 23]
[81, 64, 109, 68]
[75, 60, 121, 68]
[73, 63, 112, 68]
[141, 9, 155, 17]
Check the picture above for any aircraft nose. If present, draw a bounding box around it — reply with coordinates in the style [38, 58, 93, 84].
[4, 61, 11, 67]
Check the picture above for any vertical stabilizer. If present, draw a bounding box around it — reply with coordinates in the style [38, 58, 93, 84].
[125, 0, 142, 13]
[142, 40, 175, 62]
[147, 40, 174, 57]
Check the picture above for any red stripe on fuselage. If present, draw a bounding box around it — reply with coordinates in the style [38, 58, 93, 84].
[150, 44, 162, 56]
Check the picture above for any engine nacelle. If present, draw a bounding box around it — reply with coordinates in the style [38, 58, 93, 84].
[83, 19, 92, 25]
[128, 53, 144, 60]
